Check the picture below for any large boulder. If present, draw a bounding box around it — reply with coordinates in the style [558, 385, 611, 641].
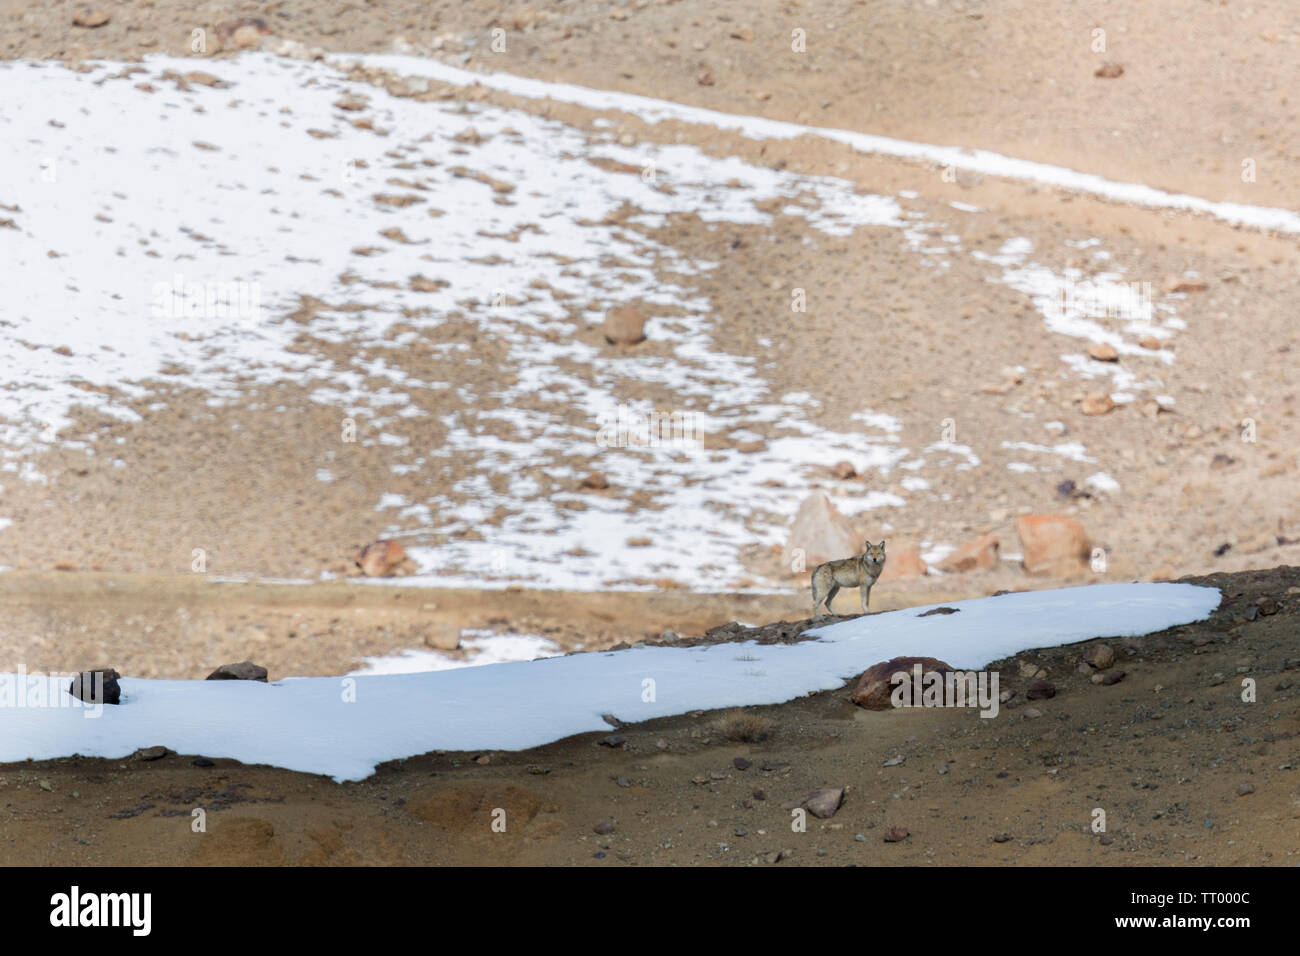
[878, 541, 927, 579]
[1015, 515, 1090, 577]
[936, 533, 1000, 572]
[780, 493, 859, 575]
[851, 656, 956, 710]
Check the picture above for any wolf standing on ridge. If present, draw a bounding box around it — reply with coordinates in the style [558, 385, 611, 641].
[810, 540, 886, 616]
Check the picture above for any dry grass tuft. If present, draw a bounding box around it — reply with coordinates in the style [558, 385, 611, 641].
[714, 708, 776, 743]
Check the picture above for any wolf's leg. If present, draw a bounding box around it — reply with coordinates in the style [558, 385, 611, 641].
[860, 583, 871, 613]
[825, 584, 839, 613]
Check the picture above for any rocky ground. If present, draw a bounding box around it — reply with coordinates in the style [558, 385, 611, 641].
[1, 1, 1298, 865]
[2, 565, 1296, 866]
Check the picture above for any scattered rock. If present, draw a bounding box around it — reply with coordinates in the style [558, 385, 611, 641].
[192, 758, 215, 768]
[1138, 336, 1163, 350]
[598, 735, 626, 748]
[1236, 784, 1256, 797]
[851, 656, 956, 710]
[1016, 514, 1090, 577]
[134, 746, 169, 761]
[1094, 61, 1124, 78]
[579, 471, 609, 490]
[215, 17, 271, 49]
[603, 304, 647, 345]
[68, 669, 121, 706]
[784, 788, 844, 819]
[205, 660, 268, 682]
[593, 821, 615, 835]
[1080, 393, 1115, 415]
[830, 460, 857, 480]
[1100, 670, 1126, 686]
[355, 539, 409, 577]
[696, 69, 715, 86]
[423, 625, 461, 651]
[936, 533, 999, 572]
[992, 832, 1012, 843]
[1083, 644, 1115, 670]
[1255, 598, 1281, 616]
[883, 826, 909, 843]
[1021, 707, 1044, 719]
[1162, 275, 1208, 293]
[1026, 680, 1057, 700]
[71, 7, 110, 28]
[733, 757, 752, 771]
[1088, 342, 1119, 362]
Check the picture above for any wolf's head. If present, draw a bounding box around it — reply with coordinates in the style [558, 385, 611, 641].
[863, 540, 887, 570]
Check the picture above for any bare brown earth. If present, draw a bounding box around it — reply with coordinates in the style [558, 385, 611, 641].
[2, 565, 1297, 866]
[2, 2, 1299, 865]
[0, 569, 983, 678]
[0, 1, 1297, 596]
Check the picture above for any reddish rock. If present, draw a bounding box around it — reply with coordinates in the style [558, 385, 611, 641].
[1094, 61, 1124, 78]
[936, 533, 999, 572]
[1016, 515, 1090, 577]
[1088, 342, 1119, 362]
[603, 304, 647, 345]
[355, 539, 409, 577]
[579, 471, 609, 490]
[851, 656, 956, 711]
[883, 826, 910, 843]
[1081, 393, 1115, 415]
[780, 493, 859, 574]
[830, 460, 856, 480]
[878, 541, 927, 580]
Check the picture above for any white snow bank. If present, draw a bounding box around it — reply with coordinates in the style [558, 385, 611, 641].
[0, 583, 1218, 781]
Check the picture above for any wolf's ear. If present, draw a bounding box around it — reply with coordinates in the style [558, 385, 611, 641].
[879, 540, 887, 552]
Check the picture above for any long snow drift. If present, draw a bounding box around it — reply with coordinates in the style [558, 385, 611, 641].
[0, 582, 1219, 781]
[350, 53, 1300, 236]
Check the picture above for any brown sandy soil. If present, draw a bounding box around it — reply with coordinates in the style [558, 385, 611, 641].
[2, 565, 1296, 866]
[0, 570, 983, 678]
[6, 0, 1300, 210]
[0, 52, 1296, 607]
[0, 2, 1297, 605]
